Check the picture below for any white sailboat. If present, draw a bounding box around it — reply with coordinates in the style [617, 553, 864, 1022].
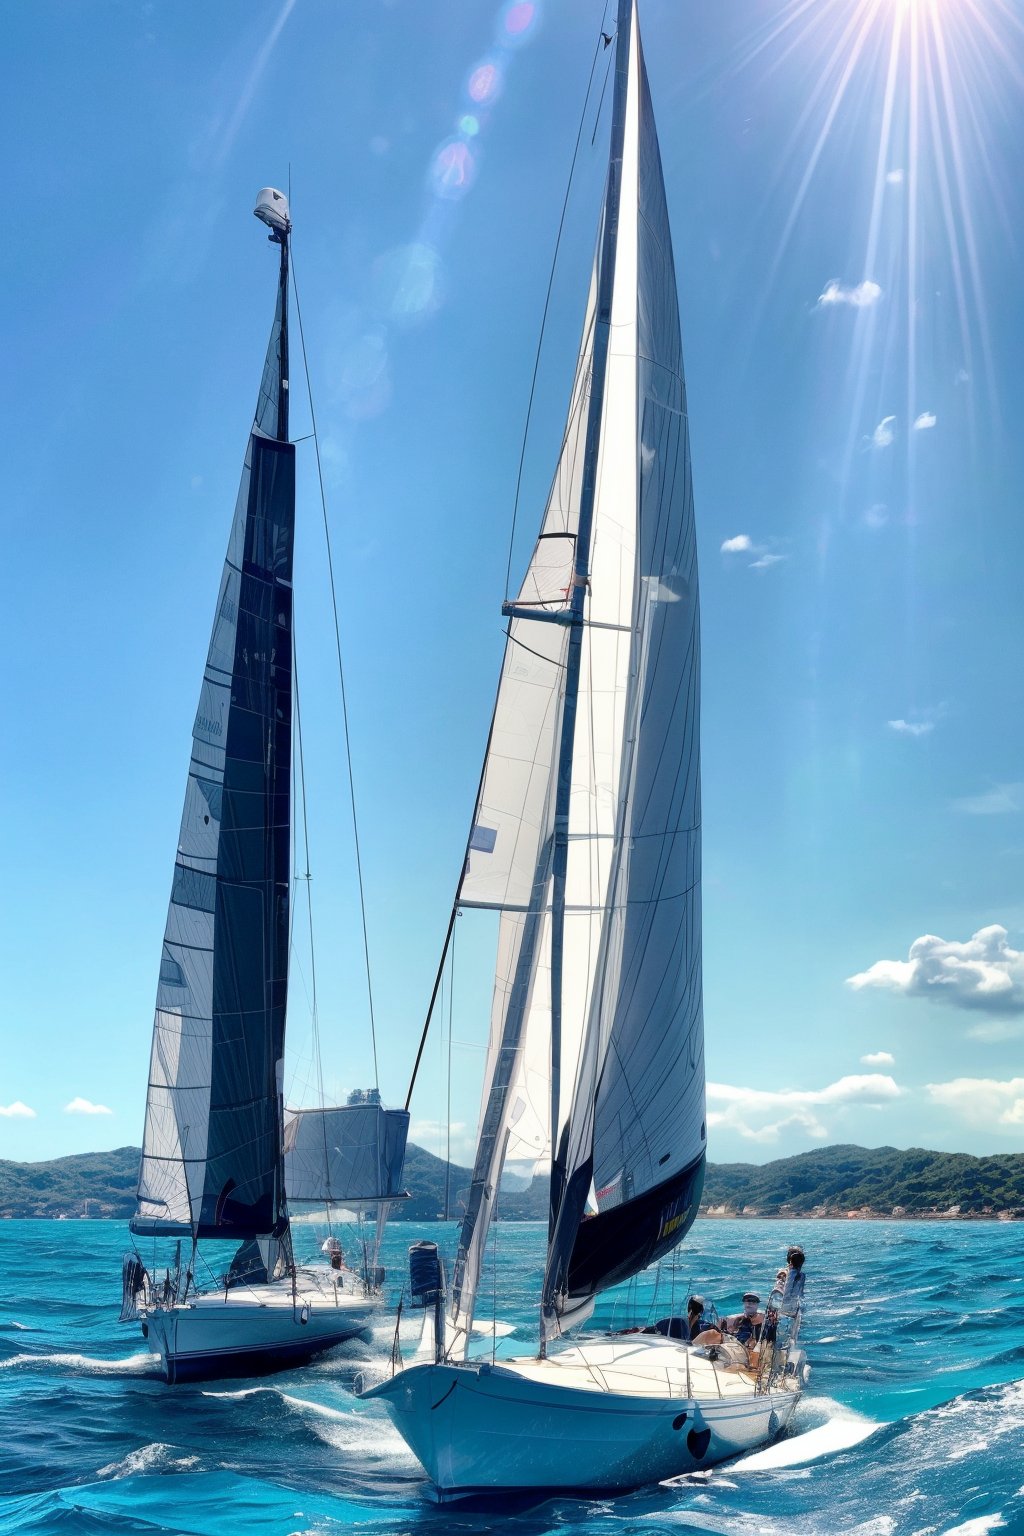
[363, 1, 807, 1498]
[120, 189, 409, 1385]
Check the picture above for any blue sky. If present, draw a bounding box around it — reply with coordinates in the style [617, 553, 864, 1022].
[3, 0, 1023, 1169]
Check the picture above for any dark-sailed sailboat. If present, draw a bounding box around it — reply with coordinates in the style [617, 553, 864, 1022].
[363, 3, 806, 1497]
[120, 189, 408, 1384]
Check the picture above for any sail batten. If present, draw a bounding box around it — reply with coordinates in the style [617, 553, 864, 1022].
[134, 241, 295, 1243]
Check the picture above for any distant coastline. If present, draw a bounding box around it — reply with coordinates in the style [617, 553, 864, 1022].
[2, 1142, 1021, 1223]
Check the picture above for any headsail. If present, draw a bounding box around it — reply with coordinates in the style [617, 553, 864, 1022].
[447, 0, 704, 1349]
[133, 214, 296, 1240]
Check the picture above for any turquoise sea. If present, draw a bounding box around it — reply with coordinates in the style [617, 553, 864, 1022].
[1, 1218, 1022, 1534]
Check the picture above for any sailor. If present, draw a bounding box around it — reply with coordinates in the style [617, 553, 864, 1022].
[779, 1246, 806, 1314]
[644, 1294, 707, 1341]
[321, 1235, 344, 1271]
[691, 1293, 763, 1356]
[726, 1293, 763, 1345]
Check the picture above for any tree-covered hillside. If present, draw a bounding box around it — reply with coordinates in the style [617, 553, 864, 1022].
[1, 1142, 1021, 1220]
[702, 1144, 1024, 1216]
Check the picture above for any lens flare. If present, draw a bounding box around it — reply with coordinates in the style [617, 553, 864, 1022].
[459, 114, 481, 138]
[468, 59, 502, 104]
[338, 330, 391, 420]
[502, 1, 537, 42]
[429, 138, 478, 200]
[372, 243, 443, 323]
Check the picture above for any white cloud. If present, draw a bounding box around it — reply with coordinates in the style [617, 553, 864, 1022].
[721, 534, 753, 554]
[953, 783, 1024, 816]
[817, 279, 882, 309]
[872, 415, 896, 448]
[64, 1098, 113, 1116]
[888, 718, 934, 737]
[886, 168, 905, 185]
[847, 925, 1024, 1016]
[864, 504, 888, 530]
[706, 1074, 901, 1144]
[861, 1050, 895, 1066]
[926, 1076, 1024, 1132]
[913, 411, 937, 430]
[409, 1118, 475, 1166]
[966, 1019, 1024, 1043]
[749, 553, 786, 570]
[0, 1101, 36, 1119]
[956, 368, 970, 385]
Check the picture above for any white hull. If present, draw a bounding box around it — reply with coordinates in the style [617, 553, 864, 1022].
[363, 1334, 803, 1501]
[141, 1265, 375, 1383]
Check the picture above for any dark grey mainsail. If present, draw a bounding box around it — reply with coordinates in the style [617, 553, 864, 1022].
[133, 221, 295, 1241]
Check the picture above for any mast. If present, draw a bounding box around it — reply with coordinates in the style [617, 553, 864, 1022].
[543, 0, 634, 1288]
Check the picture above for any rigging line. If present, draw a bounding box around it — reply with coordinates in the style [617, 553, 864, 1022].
[444, 918, 456, 1221]
[294, 650, 332, 1235]
[590, 28, 616, 147]
[503, 3, 613, 604]
[290, 244, 380, 1089]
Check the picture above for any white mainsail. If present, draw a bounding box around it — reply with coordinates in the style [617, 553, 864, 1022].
[447, 0, 703, 1352]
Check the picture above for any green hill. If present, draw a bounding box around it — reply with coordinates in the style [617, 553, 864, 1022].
[701, 1144, 1024, 1217]
[1, 1142, 1021, 1220]
[0, 1146, 141, 1218]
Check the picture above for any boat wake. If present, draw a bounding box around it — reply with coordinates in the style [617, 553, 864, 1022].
[203, 1383, 416, 1466]
[650, 1377, 1024, 1535]
[734, 1398, 880, 1471]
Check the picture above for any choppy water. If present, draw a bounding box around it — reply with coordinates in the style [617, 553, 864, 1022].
[1, 1218, 1022, 1534]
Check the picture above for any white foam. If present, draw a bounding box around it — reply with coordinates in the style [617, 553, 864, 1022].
[942, 1519, 1006, 1536]
[0, 1351, 158, 1376]
[734, 1399, 880, 1472]
[97, 1443, 200, 1480]
[736, 1416, 877, 1471]
[200, 1387, 267, 1400]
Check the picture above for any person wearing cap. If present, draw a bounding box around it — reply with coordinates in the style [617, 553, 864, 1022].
[727, 1293, 764, 1346]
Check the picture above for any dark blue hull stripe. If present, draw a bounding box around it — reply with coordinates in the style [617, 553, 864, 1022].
[163, 1326, 368, 1384]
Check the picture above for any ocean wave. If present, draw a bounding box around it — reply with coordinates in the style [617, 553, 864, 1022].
[199, 1382, 417, 1468]
[0, 1321, 32, 1332]
[0, 1350, 158, 1376]
[95, 1442, 200, 1480]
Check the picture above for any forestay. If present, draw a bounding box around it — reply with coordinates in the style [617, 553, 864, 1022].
[133, 260, 295, 1241]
